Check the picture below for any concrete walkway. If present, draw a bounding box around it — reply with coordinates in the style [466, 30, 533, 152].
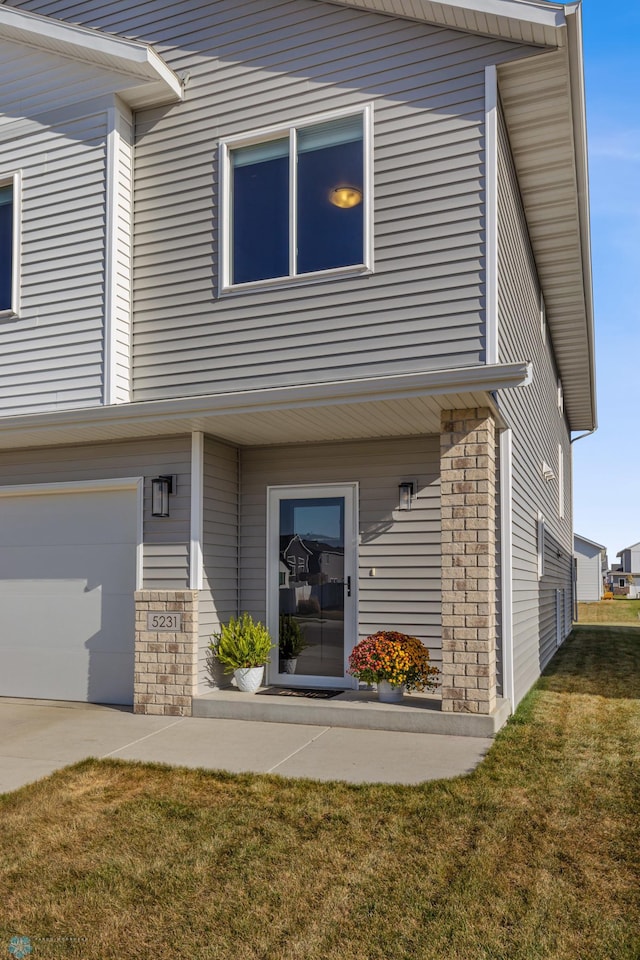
[0, 699, 493, 792]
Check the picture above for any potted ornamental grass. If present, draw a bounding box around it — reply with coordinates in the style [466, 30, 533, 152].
[210, 613, 272, 693]
[348, 630, 440, 702]
[278, 613, 307, 674]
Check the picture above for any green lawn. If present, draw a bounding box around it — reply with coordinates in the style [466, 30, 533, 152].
[578, 598, 640, 624]
[0, 626, 638, 959]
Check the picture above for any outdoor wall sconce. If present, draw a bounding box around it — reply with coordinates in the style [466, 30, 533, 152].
[398, 481, 414, 511]
[151, 475, 174, 517]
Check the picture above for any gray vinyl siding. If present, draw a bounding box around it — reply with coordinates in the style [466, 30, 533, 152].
[496, 100, 573, 708]
[8, 0, 530, 401]
[198, 437, 239, 692]
[0, 102, 109, 414]
[240, 436, 442, 664]
[0, 436, 191, 587]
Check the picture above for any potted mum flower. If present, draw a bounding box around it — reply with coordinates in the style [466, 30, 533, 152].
[348, 630, 440, 702]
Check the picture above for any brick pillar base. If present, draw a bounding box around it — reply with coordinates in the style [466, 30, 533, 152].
[440, 408, 497, 714]
[134, 591, 198, 716]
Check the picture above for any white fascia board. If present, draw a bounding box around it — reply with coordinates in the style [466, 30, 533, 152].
[0, 362, 533, 439]
[326, 0, 566, 43]
[565, 2, 597, 432]
[425, 0, 566, 27]
[0, 6, 182, 106]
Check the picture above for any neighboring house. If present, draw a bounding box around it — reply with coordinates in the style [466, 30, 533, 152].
[282, 536, 314, 581]
[614, 543, 640, 598]
[574, 535, 606, 603]
[0, 0, 595, 730]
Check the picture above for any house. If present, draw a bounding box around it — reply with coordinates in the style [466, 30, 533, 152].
[613, 543, 640, 598]
[0, 0, 595, 729]
[574, 535, 606, 603]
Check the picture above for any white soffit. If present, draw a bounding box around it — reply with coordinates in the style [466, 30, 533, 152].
[324, 0, 566, 46]
[498, 7, 596, 432]
[0, 363, 531, 450]
[0, 5, 182, 108]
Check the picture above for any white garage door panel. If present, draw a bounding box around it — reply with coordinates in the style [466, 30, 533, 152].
[0, 492, 137, 546]
[0, 545, 137, 593]
[0, 487, 138, 705]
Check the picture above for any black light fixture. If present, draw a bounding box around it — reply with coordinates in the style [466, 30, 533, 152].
[151, 475, 174, 517]
[398, 481, 414, 511]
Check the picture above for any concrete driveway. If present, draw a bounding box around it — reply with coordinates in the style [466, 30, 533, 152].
[0, 698, 493, 792]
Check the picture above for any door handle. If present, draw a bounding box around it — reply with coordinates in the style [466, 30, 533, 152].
[346, 576, 352, 597]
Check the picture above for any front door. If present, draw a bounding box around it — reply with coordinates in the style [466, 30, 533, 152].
[267, 484, 358, 688]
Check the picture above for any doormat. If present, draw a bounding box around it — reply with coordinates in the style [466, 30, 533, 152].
[257, 687, 343, 699]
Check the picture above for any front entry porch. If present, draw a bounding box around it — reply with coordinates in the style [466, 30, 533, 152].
[192, 686, 511, 738]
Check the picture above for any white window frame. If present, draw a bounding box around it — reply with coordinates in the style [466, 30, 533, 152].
[219, 104, 374, 293]
[0, 170, 22, 319]
[557, 376, 564, 414]
[537, 511, 545, 580]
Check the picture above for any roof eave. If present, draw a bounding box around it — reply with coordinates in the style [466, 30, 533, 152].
[0, 5, 183, 107]
[565, 2, 597, 432]
[323, 0, 567, 45]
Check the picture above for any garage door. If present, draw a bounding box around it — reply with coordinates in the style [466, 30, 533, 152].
[0, 482, 139, 705]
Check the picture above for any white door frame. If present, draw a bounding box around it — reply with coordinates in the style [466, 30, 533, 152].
[266, 482, 359, 689]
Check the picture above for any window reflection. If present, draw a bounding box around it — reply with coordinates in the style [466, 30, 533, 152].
[278, 498, 345, 678]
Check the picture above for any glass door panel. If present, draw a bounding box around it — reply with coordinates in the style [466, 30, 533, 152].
[268, 485, 356, 688]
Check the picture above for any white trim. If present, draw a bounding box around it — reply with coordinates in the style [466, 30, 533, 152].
[362, 102, 374, 274]
[220, 103, 374, 292]
[103, 107, 119, 406]
[499, 428, 514, 709]
[485, 66, 498, 366]
[0, 476, 144, 590]
[0, 5, 183, 107]
[190, 431, 204, 590]
[266, 482, 359, 690]
[0, 170, 22, 320]
[558, 443, 564, 519]
[537, 511, 545, 580]
[102, 103, 133, 406]
[289, 124, 298, 280]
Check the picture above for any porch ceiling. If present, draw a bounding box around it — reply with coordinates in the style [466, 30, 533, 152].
[0, 363, 530, 451]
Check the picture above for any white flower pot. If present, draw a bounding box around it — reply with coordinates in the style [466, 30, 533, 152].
[377, 680, 405, 703]
[234, 666, 265, 693]
[281, 658, 297, 674]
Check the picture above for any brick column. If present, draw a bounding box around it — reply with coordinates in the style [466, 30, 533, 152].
[134, 590, 198, 717]
[440, 408, 497, 714]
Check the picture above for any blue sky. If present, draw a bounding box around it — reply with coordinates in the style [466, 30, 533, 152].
[571, 0, 640, 562]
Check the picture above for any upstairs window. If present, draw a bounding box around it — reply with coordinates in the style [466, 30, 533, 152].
[221, 107, 372, 289]
[0, 172, 20, 316]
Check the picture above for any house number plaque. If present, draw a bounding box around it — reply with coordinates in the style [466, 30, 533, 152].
[147, 612, 182, 632]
